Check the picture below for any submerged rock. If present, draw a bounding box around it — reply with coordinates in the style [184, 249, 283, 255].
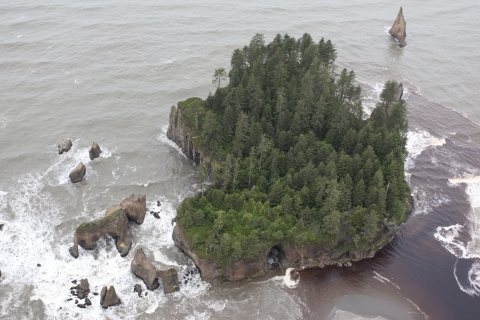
[131, 248, 160, 290]
[389, 7, 407, 47]
[69, 162, 86, 183]
[102, 286, 121, 309]
[133, 284, 142, 297]
[120, 194, 147, 224]
[69, 206, 132, 258]
[58, 139, 72, 155]
[89, 142, 102, 161]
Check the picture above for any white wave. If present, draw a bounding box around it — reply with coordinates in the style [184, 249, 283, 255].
[331, 310, 387, 320]
[373, 271, 400, 289]
[271, 268, 299, 289]
[157, 125, 188, 159]
[411, 185, 450, 215]
[406, 129, 446, 170]
[359, 81, 384, 116]
[0, 117, 7, 129]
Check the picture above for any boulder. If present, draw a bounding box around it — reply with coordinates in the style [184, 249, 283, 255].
[133, 284, 142, 297]
[89, 142, 102, 161]
[100, 286, 107, 305]
[69, 206, 132, 258]
[389, 7, 407, 47]
[120, 194, 147, 224]
[158, 269, 180, 294]
[0, 224, 4, 230]
[131, 248, 159, 290]
[102, 286, 121, 309]
[153, 212, 160, 219]
[69, 162, 86, 183]
[58, 139, 72, 155]
[0, 270, 2, 278]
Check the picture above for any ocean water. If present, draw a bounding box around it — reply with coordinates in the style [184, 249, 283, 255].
[0, 0, 479, 319]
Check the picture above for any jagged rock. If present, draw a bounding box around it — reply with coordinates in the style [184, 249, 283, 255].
[102, 286, 121, 309]
[58, 139, 72, 155]
[131, 248, 159, 290]
[77, 304, 85, 308]
[153, 212, 160, 219]
[69, 162, 86, 183]
[78, 279, 89, 292]
[100, 286, 107, 305]
[93, 292, 99, 296]
[158, 269, 180, 294]
[389, 7, 407, 47]
[133, 284, 142, 297]
[69, 206, 132, 258]
[120, 194, 147, 224]
[85, 297, 91, 306]
[89, 142, 102, 161]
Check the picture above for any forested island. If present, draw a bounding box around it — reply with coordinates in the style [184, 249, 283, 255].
[168, 33, 411, 283]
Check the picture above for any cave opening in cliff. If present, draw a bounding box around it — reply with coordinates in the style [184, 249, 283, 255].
[268, 246, 284, 268]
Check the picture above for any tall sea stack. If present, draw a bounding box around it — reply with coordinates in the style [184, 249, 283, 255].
[389, 7, 407, 47]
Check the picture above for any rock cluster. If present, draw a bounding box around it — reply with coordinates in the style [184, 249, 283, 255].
[389, 7, 407, 47]
[89, 142, 102, 160]
[68, 279, 92, 308]
[69, 162, 86, 183]
[131, 248, 180, 294]
[58, 139, 72, 155]
[100, 286, 121, 308]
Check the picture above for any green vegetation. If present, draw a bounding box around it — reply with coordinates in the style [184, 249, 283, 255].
[175, 33, 410, 266]
[76, 208, 124, 234]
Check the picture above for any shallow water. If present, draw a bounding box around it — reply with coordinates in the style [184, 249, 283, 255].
[0, 0, 479, 319]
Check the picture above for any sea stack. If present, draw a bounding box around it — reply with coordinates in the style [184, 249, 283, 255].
[389, 7, 407, 47]
[69, 162, 86, 183]
[58, 139, 72, 155]
[89, 142, 102, 161]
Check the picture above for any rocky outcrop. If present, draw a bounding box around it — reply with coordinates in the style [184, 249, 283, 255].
[69, 162, 86, 183]
[120, 194, 147, 224]
[69, 206, 132, 258]
[394, 82, 404, 101]
[173, 224, 388, 284]
[131, 248, 180, 293]
[158, 269, 180, 293]
[389, 7, 407, 47]
[167, 105, 204, 165]
[58, 139, 72, 155]
[101, 286, 121, 309]
[131, 248, 160, 290]
[89, 142, 102, 161]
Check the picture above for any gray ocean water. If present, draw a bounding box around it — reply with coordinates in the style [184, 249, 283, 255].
[1, 0, 480, 319]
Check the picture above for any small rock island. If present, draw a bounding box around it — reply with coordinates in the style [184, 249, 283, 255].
[389, 7, 407, 47]
[168, 33, 412, 284]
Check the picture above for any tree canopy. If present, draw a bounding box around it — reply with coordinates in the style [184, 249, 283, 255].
[175, 33, 410, 266]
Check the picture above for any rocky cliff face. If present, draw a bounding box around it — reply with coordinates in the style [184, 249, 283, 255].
[167, 105, 204, 165]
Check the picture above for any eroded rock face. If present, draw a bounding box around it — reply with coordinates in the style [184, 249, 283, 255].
[167, 105, 204, 165]
[58, 139, 72, 155]
[120, 194, 147, 224]
[158, 269, 180, 293]
[389, 7, 407, 47]
[102, 286, 120, 309]
[89, 142, 102, 161]
[394, 82, 404, 101]
[131, 248, 159, 290]
[69, 162, 86, 183]
[69, 206, 132, 258]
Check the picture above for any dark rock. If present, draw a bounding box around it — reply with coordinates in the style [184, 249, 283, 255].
[75, 299, 78, 304]
[0, 224, 4, 230]
[102, 286, 121, 309]
[69, 162, 86, 183]
[158, 268, 180, 294]
[70, 290, 76, 295]
[77, 292, 85, 299]
[77, 304, 85, 308]
[120, 194, 147, 224]
[78, 279, 89, 292]
[37, 263, 41, 267]
[67, 298, 72, 301]
[58, 139, 72, 155]
[145, 292, 148, 296]
[93, 292, 99, 296]
[157, 200, 161, 206]
[69, 206, 132, 258]
[133, 284, 142, 297]
[0, 270, 2, 277]
[85, 297, 91, 306]
[100, 286, 107, 305]
[394, 82, 403, 101]
[89, 142, 102, 161]
[131, 248, 159, 290]
[153, 212, 160, 219]
[389, 7, 407, 47]
[71, 280, 77, 284]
